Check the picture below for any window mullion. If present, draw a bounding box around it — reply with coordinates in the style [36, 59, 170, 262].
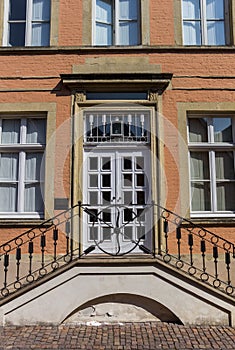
[201, 0, 207, 45]
[25, 0, 32, 46]
[114, 0, 119, 45]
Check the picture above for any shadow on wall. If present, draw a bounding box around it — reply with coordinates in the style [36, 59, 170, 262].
[62, 293, 183, 324]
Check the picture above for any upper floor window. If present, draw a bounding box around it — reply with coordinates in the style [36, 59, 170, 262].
[4, 0, 51, 46]
[0, 117, 46, 218]
[188, 116, 235, 216]
[182, 0, 229, 45]
[94, 0, 140, 46]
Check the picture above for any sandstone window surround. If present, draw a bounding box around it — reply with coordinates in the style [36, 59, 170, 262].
[182, 0, 231, 46]
[188, 115, 235, 217]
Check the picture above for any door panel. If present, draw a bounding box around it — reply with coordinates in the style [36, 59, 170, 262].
[83, 148, 152, 254]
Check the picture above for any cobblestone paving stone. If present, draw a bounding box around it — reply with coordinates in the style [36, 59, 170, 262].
[0, 322, 234, 350]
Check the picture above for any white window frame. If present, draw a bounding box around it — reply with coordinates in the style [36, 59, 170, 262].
[3, 0, 51, 46]
[182, 0, 230, 46]
[92, 0, 141, 46]
[0, 116, 45, 219]
[188, 115, 235, 218]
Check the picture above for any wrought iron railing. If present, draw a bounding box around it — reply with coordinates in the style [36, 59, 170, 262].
[157, 204, 235, 297]
[0, 202, 234, 299]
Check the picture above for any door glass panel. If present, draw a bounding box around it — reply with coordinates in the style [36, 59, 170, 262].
[102, 174, 111, 187]
[89, 209, 98, 222]
[103, 209, 111, 222]
[136, 174, 145, 186]
[102, 157, 111, 170]
[89, 227, 98, 241]
[102, 191, 111, 204]
[89, 191, 98, 205]
[89, 157, 98, 170]
[124, 191, 132, 204]
[123, 157, 132, 170]
[123, 174, 132, 187]
[89, 174, 98, 187]
[103, 227, 112, 241]
[137, 208, 145, 221]
[137, 226, 145, 240]
[137, 191, 145, 204]
[124, 208, 133, 222]
[136, 156, 144, 169]
[124, 226, 133, 240]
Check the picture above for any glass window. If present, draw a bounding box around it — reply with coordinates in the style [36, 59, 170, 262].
[94, 0, 140, 46]
[6, 0, 51, 46]
[182, 0, 227, 46]
[0, 117, 46, 216]
[188, 116, 235, 214]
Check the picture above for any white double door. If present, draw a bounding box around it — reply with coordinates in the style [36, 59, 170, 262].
[83, 147, 152, 254]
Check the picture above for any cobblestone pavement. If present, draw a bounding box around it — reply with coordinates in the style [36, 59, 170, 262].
[0, 322, 235, 350]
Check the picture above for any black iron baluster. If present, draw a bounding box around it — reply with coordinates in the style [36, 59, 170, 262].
[66, 221, 70, 256]
[4, 253, 9, 288]
[28, 241, 34, 276]
[225, 251, 231, 285]
[163, 219, 169, 254]
[188, 233, 193, 266]
[176, 226, 181, 260]
[201, 240, 206, 273]
[53, 228, 58, 261]
[41, 234, 46, 268]
[213, 245, 219, 280]
[16, 247, 21, 282]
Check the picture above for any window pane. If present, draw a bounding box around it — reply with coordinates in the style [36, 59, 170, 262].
[9, 23, 26, 46]
[102, 174, 111, 187]
[0, 184, 17, 211]
[182, 0, 200, 19]
[89, 157, 98, 170]
[124, 191, 132, 204]
[1, 119, 20, 144]
[25, 153, 43, 181]
[89, 174, 98, 187]
[215, 152, 235, 180]
[102, 191, 111, 204]
[124, 226, 133, 240]
[24, 183, 44, 212]
[137, 174, 145, 187]
[119, 0, 138, 20]
[27, 119, 46, 144]
[183, 21, 201, 45]
[213, 118, 232, 142]
[102, 157, 111, 170]
[33, 0, 50, 20]
[103, 227, 111, 240]
[190, 152, 210, 179]
[89, 191, 98, 205]
[96, 0, 112, 23]
[188, 118, 208, 142]
[191, 182, 211, 211]
[0, 153, 18, 180]
[123, 157, 132, 170]
[89, 227, 98, 241]
[32, 23, 50, 46]
[95, 23, 112, 45]
[119, 22, 138, 45]
[124, 174, 132, 187]
[9, 0, 26, 20]
[217, 183, 235, 211]
[207, 21, 225, 45]
[206, 0, 224, 19]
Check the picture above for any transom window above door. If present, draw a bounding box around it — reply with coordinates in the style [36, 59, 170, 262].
[94, 0, 140, 46]
[84, 111, 150, 144]
[188, 116, 235, 216]
[3, 0, 51, 46]
[182, 0, 229, 45]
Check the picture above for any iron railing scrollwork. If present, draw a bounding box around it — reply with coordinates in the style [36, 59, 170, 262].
[0, 202, 234, 299]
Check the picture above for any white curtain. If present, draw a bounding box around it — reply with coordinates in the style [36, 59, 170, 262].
[26, 119, 46, 144]
[207, 21, 225, 45]
[2, 119, 20, 144]
[190, 152, 210, 211]
[119, 0, 138, 20]
[0, 153, 18, 212]
[188, 118, 207, 142]
[95, 0, 112, 45]
[32, 0, 50, 46]
[183, 21, 201, 45]
[182, 0, 200, 19]
[206, 0, 224, 19]
[24, 153, 44, 212]
[119, 0, 138, 45]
